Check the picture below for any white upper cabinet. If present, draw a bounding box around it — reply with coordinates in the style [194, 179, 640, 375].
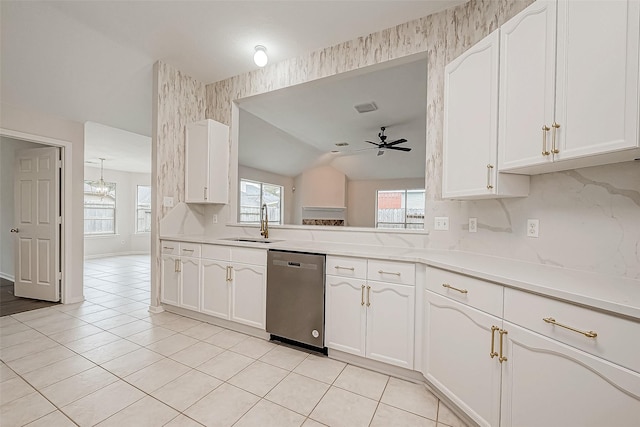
[499, 0, 640, 174]
[185, 119, 230, 204]
[443, 30, 530, 200]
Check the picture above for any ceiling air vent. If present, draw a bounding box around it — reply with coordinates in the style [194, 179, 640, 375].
[354, 102, 378, 114]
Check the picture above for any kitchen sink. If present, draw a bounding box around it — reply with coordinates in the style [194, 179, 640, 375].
[221, 237, 282, 244]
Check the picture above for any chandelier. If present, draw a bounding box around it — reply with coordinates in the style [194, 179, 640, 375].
[93, 158, 109, 199]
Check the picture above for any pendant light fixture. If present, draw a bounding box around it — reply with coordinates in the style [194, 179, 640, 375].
[254, 45, 268, 67]
[94, 158, 109, 199]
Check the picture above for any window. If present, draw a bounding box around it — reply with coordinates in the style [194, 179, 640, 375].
[136, 185, 152, 233]
[239, 179, 283, 225]
[84, 180, 116, 234]
[376, 189, 425, 229]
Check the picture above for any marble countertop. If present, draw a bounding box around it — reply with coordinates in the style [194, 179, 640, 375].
[161, 234, 640, 320]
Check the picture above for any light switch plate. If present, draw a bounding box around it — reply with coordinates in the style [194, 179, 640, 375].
[163, 197, 174, 208]
[527, 219, 539, 238]
[434, 216, 449, 231]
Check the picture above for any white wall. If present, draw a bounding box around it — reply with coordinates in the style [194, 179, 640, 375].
[0, 137, 49, 280]
[0, 102, 85, 303]
[84, 166, 151, 257]
[238, 165, 294, 224]
[347, 178, 425, 227]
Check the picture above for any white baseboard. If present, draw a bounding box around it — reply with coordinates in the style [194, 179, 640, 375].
[148, 305, 164, 314]
[0, 272, 15, 282]
[84, 251, 150, 260]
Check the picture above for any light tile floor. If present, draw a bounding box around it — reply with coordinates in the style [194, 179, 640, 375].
[0, 255, 468, 427]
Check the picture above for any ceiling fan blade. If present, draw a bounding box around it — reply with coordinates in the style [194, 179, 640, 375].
[385, 138, 407, 146]
[365, 140, 380, 146]
[387, 146, 412, 152]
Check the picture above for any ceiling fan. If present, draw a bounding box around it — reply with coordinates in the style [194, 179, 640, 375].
[366, 126, 411, 156]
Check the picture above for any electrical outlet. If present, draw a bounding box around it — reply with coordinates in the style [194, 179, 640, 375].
[434, 216, 449, 231]
[469, 217, 477, 233]
[527, 219, 539, 238]
[163, 197, 174, 208]
[213, 214, 218, 224]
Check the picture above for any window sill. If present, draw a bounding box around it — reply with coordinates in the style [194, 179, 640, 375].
[85, 233, 119, 239]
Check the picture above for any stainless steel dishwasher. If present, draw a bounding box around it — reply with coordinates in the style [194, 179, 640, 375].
[266, 250, 326, 350]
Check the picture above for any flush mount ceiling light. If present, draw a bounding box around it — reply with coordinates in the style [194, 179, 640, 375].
[254, 45, 268, 67]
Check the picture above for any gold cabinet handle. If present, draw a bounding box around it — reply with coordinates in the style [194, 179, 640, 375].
[204, 187, 208, 200]
[335, 266, 355, 271]
[490, 326, 499, 359]
[543, 317, 597, 338]
[163, 246, 175, 250]
[378, 270, 401, 276]
[182, 249, 194, 253]
[541, 125, 551, 155]
[361, 285, 365, 306]
[175, 259, 181, 273]
[551, 122, 560, 154]
[226, 265, 233, 282]
[498, 329, 508, 363]
[366, 286, 371, 307]
[442, 283, 468, 294]
[486, 164, 494, 189]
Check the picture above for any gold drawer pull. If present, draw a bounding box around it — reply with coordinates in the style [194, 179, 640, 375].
[486, 164, 494, 189]
[551, 122, 560, 154]
[163, 246, 175, 250]
[378, 270, 401, 276]
[442, 283, 468, 294]
[498, 329, 508, 363]
[182, 249, 194, 252]
[335, 266, 355, 271]
[543, 317, 597, 338]
[490, 326, 499, 359]
[541, 125, 551, 155]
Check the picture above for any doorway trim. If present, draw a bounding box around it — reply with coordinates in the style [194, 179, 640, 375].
[1, 128, 74, 303]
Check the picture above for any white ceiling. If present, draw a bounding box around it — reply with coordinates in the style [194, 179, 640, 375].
[84, 122, 151, 174]
[238, 57, 427, 180]
[1, 0, 464, 172]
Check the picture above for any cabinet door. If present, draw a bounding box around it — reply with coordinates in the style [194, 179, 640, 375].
[180, 257, 201, 311]
[161, 255, 180, 306]
[554, 0, 640, 161]
[424, 291, 502, 427]
[365, 280, 415, 369]
[201, 259, 230, 319]
[443, 30, 500, 198]
[501, 322, 640, 427]
[498, 0, 556, 171]
[325, 275, 366, 357]
[185, 120, 209, 203]
[231, 263, 266, 329]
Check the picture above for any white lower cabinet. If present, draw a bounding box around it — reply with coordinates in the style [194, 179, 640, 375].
[424, 267, 640, 427]
[161, 241, 267, 330]
[160, 243, 200, 311]
[326, 256, 415, 369]
[424, 290, 502, 427]
[501, 322, 640, 427]
[160, 254, 180, 306]
[230, 262, 266, 329]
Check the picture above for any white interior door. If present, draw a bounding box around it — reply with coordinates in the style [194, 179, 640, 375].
[13, 147, 61, 301]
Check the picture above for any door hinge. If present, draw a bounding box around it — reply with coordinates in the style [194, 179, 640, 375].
[57, 159, 62, 168]
[57, 216, 62, 225]
[57, 271, 62, 281]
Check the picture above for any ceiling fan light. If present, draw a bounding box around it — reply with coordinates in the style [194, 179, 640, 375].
[254, 45, 268, 67]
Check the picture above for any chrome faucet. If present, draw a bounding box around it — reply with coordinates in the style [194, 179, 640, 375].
[260, 203, 269, 239]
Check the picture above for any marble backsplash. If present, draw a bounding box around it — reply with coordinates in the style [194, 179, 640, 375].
[154, 0, 639, 286]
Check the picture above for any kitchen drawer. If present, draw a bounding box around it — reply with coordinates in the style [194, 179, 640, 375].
[504, 288, 640, 374]
[179, 242, 201, 258]
[326, 256, 367, 279]
[368, 259, 415, 285]
[160, 241, 179, 256]
[201, 244, 230, 261]
[426, 267, 503, 317]
[232, 247, 267, 266]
